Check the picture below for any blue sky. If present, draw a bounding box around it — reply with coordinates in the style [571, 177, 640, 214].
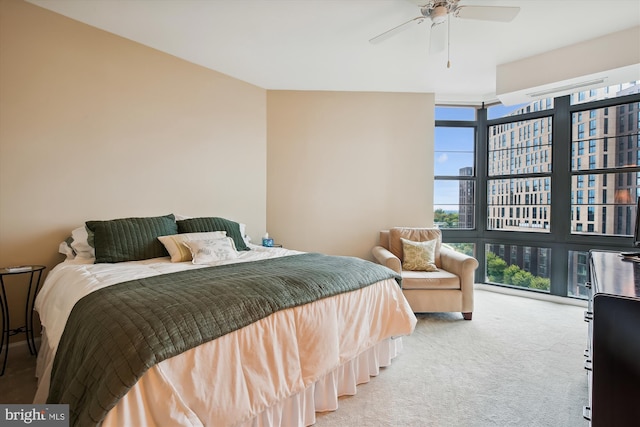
[434, 127, 474, 176]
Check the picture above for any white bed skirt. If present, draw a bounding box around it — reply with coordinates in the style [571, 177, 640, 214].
[242, 336, 403, 427]
[36, 335, 403, 427]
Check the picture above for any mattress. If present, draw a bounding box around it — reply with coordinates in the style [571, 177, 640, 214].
[34, 244, 417, 426]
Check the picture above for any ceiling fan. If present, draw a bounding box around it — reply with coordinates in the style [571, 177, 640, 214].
[369, 0, 520, 66]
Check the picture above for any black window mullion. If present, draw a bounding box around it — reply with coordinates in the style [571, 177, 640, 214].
[549, 95, 572, 296]
[475, 107, 488, 283]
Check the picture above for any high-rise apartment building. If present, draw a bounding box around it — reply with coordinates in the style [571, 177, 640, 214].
[479, 82, 639, 293]
[486, 101, 552, 233]
[458, 166, 474, 228]
[484, 83, 639, 237]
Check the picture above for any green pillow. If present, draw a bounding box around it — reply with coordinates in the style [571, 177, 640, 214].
[177, 217, 249, 251]
[86, 214, 178, 263]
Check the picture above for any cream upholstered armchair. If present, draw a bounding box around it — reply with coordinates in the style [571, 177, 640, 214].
[372, 227, 479, 320]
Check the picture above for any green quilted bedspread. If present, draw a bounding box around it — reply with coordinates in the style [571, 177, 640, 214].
[47, 252, 401, 427]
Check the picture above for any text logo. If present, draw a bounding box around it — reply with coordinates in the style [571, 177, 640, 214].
[0, 405, 68, 426]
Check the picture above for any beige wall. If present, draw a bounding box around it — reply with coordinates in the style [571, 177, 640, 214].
[0, 0, 267, 333]
[267, 91, 434, 260]
[0, 0, 437, 342]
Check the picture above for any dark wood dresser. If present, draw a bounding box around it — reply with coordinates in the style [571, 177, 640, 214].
[585, 250, 640, 426]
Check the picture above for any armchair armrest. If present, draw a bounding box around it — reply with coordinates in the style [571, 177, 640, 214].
[372, 245, 402, 274]
[440, 247, 479, 292]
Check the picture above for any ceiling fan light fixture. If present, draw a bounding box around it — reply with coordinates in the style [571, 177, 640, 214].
[429, 5, 449, 24]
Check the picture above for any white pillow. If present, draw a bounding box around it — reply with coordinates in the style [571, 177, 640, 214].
[182, 237, 239, 265]
[158, 231, 227, 262]
[58, 240, 75, 260]
[239, 223, 251, 245]
[70, 226, 95, 259]
[174, 214, 251, 245]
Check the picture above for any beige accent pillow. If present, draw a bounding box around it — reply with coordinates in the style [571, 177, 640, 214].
[158, 231, 227, 262]
[182, 237, 239, 265]
[401, 238, 439, 272]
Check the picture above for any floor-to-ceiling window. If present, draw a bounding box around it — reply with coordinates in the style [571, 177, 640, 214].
[566, 84, 640, 297]
[435, 81, 640, 299]
[433, 106, 476, 257]
[484, 101, 554, 293]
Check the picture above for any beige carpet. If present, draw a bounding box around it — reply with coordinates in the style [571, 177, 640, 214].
[0, 340, 38, 404]
[314, 289, 589, 427]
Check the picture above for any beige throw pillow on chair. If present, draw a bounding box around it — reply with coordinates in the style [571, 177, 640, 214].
[401, 238, 439, 272]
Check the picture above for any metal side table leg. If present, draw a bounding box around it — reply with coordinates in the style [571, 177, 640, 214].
[25, 268, 43, 355]
[0, 278, 9, 376]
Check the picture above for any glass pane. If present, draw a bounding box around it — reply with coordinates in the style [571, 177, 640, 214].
[571, 102, 639, 171]
[567, 250, 589, 299]
[485, 244, 550, 292]
[488, 116, 553, 176]
[570, 81, 639, 105]
[444, 242, 475, 257]
[487, 99, 553, 120]
[487, 177, 551, 232]
[435, 106, 476, 121]
[570, 172, 638, 236]
[570, 135, 640, 170]
[434, 180, 475, 229]
[434, 127, 475, 176]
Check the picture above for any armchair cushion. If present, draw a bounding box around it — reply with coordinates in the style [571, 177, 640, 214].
[401, 270, 460, 290]
[389, 227, 442, 268]
[401, 238, 438, 272]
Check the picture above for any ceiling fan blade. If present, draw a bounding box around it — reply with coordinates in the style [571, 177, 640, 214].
[429, 22, 446, 54]
[369, 16, 426, 44]
[456, 6, 520, 22]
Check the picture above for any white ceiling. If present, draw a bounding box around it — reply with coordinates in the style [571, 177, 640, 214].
[27, 0, 640, 104]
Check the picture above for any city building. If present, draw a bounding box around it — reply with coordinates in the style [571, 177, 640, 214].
[450, 82, 640, 297]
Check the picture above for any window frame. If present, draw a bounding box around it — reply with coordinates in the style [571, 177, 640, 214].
[436, 89, 640, 299]
[433, 112, 477, 231]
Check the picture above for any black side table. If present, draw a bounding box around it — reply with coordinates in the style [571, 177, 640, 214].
[0, 265, 45, 376]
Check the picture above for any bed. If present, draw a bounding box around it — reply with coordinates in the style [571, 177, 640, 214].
[33, 214, 417, 427]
